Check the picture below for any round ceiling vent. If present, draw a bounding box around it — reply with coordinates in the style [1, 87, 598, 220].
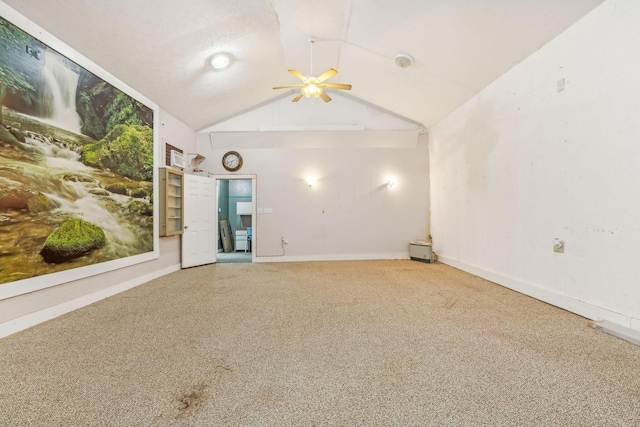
[394, 53, 414, 68]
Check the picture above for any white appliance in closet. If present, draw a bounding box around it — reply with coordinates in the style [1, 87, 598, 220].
[235, 202, 252, 251]
[235, 229, 249, 251]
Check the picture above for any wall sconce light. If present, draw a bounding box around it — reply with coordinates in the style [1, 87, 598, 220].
[387, 177, 397, 188]
[306, 177, 317, 187]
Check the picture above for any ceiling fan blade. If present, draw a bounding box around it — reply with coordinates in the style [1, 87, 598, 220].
[291, 93, 304, 102]
[316, 68, 338, 83]
[320, 91, 332, 102]
[273, 85, 304, 90]
[322, 83, 352, 90]
[288, 69, 307, 82]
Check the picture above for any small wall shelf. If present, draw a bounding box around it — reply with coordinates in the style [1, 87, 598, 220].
[187, 153, 206, 168]
[159, 167, 184, 236]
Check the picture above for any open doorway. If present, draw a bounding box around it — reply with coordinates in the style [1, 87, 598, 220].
[216, 177, 255, 263]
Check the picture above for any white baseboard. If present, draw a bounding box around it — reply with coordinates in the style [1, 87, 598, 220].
[254, 253, 409, 263]
[0, 263, 181, 339]
[591, 321, 640, 346]
[438, 255, 640, 338]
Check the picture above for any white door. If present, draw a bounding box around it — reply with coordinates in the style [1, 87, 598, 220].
[182, 174, 217, 268]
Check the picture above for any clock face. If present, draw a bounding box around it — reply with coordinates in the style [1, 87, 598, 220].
[222, 151, 242, 171]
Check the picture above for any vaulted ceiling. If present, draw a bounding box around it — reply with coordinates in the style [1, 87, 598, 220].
[3, 0, 604, 131]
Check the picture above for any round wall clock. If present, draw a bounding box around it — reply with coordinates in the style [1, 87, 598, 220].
[222, 151, 243, 172]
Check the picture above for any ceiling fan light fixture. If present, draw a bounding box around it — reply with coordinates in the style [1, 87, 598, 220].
[394, 53, 414, 68]
[302, 83, 322, 98]
[273, 37, 351, 103]
[210, 52, 233, 70]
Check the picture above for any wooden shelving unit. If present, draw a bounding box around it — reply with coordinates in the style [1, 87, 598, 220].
[159, 167, 184, 236]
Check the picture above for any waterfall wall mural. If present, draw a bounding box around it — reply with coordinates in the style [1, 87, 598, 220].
[0, 4, 159, 299]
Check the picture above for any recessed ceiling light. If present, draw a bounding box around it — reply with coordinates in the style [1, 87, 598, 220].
[394, 53, 414, 68]
[210, 52, 233, 70]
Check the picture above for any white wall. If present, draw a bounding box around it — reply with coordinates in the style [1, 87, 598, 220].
[430, 0, 640, 332]
[0, 109, 194, 338]
[205, 92, 423, 132]
[196, 94, 430, 261]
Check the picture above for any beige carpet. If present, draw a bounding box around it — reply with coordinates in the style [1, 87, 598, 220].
[0, 260, 638, 426]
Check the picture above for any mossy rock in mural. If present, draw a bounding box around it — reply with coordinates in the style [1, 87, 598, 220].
[89, 188, 111, 196]
[128, 200, 153, 216]
[8, 127, 26, 143]
[105, 183, 127, 195]
[0, 127, 36, 152]
[27, 193, 53, 213]
[40, 219, 106, 263]
[63, 174, 95, 183]
[130, 188, 147, 199]
[0, 178, 53, 213]
[80, 124, 153, 181]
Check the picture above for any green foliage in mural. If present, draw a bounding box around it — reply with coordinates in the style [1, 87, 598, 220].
[81, 124, 154, 181]
[0, 17, 38, 125]
[105, 92, 142, 133]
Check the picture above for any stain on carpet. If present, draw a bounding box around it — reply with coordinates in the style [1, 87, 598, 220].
[176, 383, 208, 418]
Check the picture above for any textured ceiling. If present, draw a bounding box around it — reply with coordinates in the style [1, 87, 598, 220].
[2, 0, 605, 130]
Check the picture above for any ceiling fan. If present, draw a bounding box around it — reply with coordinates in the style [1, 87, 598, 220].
[273, 36, 352, 103]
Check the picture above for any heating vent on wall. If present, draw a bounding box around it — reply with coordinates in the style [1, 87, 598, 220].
[170, 150, 185, 168]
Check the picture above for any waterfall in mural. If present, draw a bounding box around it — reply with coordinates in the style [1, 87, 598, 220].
[42, 51, 82, 134]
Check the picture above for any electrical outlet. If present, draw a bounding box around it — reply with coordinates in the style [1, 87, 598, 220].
[553, 239, 564, 253]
